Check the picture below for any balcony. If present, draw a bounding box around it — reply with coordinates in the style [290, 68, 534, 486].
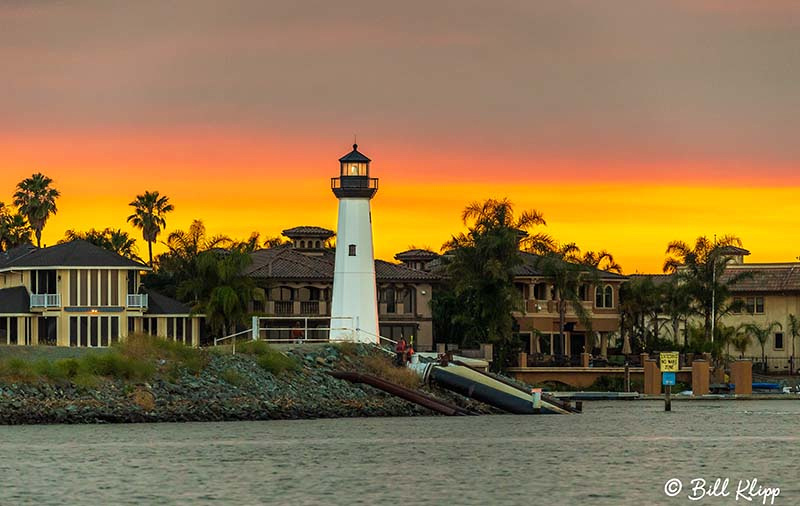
[127, 293, 149, 310]
[30, 293, 61, 310]
[300, 301, 320, 315]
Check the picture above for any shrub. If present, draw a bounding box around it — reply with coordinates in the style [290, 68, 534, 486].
[256, 352, 299, 375]
[0, 358, 36, 382]
[82, 353, 155, 381]
[360, 354, 420, 390]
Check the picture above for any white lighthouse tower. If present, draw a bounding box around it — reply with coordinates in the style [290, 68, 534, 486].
[329, 144, 380, 343]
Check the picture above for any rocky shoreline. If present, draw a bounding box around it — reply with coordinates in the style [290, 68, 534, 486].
[0, 344, 486, 425]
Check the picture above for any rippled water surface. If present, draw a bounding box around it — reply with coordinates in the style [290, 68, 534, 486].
[1, 400, 798, 505]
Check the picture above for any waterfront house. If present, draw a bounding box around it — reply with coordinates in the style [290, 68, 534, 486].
[403, 248, 626, 358]
[243, 227, 439, 350]
[631, 249, 800, 373]
[0, 240, 201, 347]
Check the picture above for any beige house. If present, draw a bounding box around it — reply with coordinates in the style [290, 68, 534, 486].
[510, 252, 626, 357]
[722, 260, 800, 373]
[0, 240, 201, 347]
[634, 250, 800, 373]
[243, 227, 438, 350]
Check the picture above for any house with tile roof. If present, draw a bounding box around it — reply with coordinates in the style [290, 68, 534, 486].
[0, 240, 201, 347]
[632, 250, 800, 373]
[243, 230, 439, 351]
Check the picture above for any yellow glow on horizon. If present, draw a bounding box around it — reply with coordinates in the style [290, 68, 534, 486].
[26, 178, 800, 274]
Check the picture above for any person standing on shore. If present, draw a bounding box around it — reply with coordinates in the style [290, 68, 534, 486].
[291, 322, 304, 344]
[395, 338, 407, 365]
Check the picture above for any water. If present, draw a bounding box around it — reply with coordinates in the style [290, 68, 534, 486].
[1, 400, 798, 505]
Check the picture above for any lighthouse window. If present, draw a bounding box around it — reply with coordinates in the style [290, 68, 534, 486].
[349, 244, 357, 256]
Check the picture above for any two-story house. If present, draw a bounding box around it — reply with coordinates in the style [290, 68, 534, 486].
[0, 240, 201, 347]
[243, 226, 439, 351]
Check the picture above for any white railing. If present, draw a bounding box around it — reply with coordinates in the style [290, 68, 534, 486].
[127, 293, 148, 309]
[211, 316, 406, 356]
[30, 293, 61, 309]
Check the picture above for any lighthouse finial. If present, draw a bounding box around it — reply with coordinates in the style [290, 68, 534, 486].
[353, 134, 357, 150]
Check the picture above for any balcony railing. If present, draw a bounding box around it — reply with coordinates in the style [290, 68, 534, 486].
[300, 301, 320, 315]
[274, 301, 294, 316]
[127, 293, 149, 309]
[30, 293, 61, 309]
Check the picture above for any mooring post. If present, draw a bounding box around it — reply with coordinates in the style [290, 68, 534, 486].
[624, 361, 631, 393]
[665, 384, 672, 412]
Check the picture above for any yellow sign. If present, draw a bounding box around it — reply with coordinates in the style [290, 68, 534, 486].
[660, 352, 679, 372]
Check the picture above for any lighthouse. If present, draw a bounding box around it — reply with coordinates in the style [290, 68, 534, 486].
[329, 144, 380, 343]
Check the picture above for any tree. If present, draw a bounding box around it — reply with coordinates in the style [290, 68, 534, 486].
[0, 202, 33, 251]
[619, 276, 662, 353]
[61, 228, 141, 261]
[12, 173, 60, 248]
[145, 220, 231, 299]
[440, 198, 549, 369]
[661, 277, 692, 346]
[743, 321, 782, 373]
[581, 250, 622, 274]
[127, 191, 174, 267]
[663, 235, 750, 342]
[532, 243, 596, 356]
[787, 314, 800, 374]
[184, 246, 263, 337]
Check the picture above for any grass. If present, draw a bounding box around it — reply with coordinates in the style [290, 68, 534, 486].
[359, 354, 421, 390]
[0, 334, 207, 385]
[237, 341, 300, 375]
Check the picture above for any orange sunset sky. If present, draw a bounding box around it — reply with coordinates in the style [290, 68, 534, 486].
[2, 1, 799, 273]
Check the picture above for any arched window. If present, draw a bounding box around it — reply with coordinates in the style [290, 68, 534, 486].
[315, 240, 321, 248]
[604, 286, 613, 308]
[300, 240, 306, 248]
[595, 286, 604, 307]
[269, 286, 294, 301]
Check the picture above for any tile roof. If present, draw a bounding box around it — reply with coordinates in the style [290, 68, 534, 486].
[0, 286, 31, 314]
[281, 226, 335, 238]
[0, 240, 146, 270]
[394, 249, 440, 260]
[514, 251, 628, 280]
[725, 265, 800, 293]
[244, 246, 438, 282]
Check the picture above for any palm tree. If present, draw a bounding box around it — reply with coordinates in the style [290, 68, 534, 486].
[186, 246, 263, 337]
[12, 173, 60, 248]
[127, 191, 174, 267]
[455, 197, 554, 253]
[663, 235, 751, 341]
[787, 314, 800, 374]
[581, 250, 623, 274]
[743, 321, 782, 373]
[440, 198, 550, 368]
[0, 202, 33, 251]
[61, 228, 142, 261]
[532, 243, 594, 356]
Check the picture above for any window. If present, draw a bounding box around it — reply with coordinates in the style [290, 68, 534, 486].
[300, 240, 305, 248]
[596, 285, 614, 308]
[349, 244, 357, 256]
[732, 297, 744, 314]
[744, 297, 765, 315]
[579, 284, 589, 301]
[604, 286, 613, 308]
[775, 332, 784, 350]
[533, 283, 547, 300]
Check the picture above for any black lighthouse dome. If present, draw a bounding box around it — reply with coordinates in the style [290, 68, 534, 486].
[331, 144, 379, 199]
